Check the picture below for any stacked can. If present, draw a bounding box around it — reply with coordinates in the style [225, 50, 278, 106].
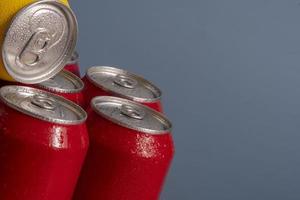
[83, 66, 163, 112]
[73, 96, 174, 200]
[0, 86, 89, 200]
[0, 1, 175, 200]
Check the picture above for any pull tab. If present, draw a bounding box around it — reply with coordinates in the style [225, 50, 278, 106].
[120, 105, 145, 120]
[113, 75, 138, 89]
[16, 29, 52, 68]
[31, 95, 56, 111]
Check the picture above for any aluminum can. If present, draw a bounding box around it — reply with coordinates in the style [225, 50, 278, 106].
[0, 70, 85, 106]
[0, 86, 89, 200]
[73, 96, 174, 200]
[35, 70, 85, 107]
[83, 66, 163, 112]
[64, 51, 80, 77]
[0, 0, 77, 83]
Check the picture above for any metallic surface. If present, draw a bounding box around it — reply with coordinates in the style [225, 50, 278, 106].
[37, 70, 83, 93]
[91, 96, 171, 134]
[73, 99, 174, 200]
[86, 66, 162, 103]
[0, 98, 89, 200]
[67, 51, 79, 65]
[64, 51, 80, 76]
[2, 0, 77, 83]
[0, 86, 86, 125]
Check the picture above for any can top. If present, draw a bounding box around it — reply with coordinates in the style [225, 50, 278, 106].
[37, 70, 84, 94]
[91, 96, 172, 134]
[66, 51, 79, 65]
[0, 86, 87, 125]
[87, 66, 162, 103]
[2, 0, 77, 84]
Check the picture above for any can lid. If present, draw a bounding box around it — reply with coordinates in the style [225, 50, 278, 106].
[0, 86, 87, 125]
[2, 0, 77, 84]
[66, 51, 79, 65]
[91, 96, 172, 134]
[37, 70, 84, 93]
[87, 66, 162, 103]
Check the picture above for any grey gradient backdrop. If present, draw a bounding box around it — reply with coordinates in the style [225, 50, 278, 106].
[71, 1, 300, 199]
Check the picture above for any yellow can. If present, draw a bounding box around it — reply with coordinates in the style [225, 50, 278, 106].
[0, 0, 77, 84]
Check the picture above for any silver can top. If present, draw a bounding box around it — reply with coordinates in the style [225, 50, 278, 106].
[0, 86, 86, 125]
[37, 70, 84, 93]
[2, 0, 78, 84]
[66, 51, 79, 65]
[91, 96, 172, 134]
[87, 66, 162, 103]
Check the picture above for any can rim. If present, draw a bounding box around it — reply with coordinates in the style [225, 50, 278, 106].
[66, 51, 79, 65]
[37, 70, 84, 94]
[2, 0, 78, 84]
[86, 66, 162, 103]
[0, 85, 87, 125]
[91, 96, 172, 135]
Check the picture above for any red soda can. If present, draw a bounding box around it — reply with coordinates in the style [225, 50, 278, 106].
[82, 66, 163, 112]
[64, 51, 80, 77]
[0, 86, 89, 200]
[35, 69, 85, 107]
[73, 96, 174, 200]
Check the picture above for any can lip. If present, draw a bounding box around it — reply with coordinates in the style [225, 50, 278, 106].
[37, 70, 84, 94]
[66, 51, 79, 65]
[0, 85, 87, 125]
[86, 66, 162, 103]
[91, 96, 172, 135]
[2, 0, 78, 84]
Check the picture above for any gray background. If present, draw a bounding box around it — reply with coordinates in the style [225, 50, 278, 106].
[71, 1, 300, 199]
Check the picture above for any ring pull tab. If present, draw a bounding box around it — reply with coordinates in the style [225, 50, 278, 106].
[113, 75, 138, 89]
[120, 105, 145, 120]
[16, 29, 52, 68]
[31, 95, 56, 111]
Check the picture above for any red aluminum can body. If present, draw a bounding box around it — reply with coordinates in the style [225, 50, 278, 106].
[0, 86, 89, 200]
[82, 66, 163, 112]
[73, 96, 174, 200]
[64, 63, 80, 77]
[64, 51, 80, 77]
